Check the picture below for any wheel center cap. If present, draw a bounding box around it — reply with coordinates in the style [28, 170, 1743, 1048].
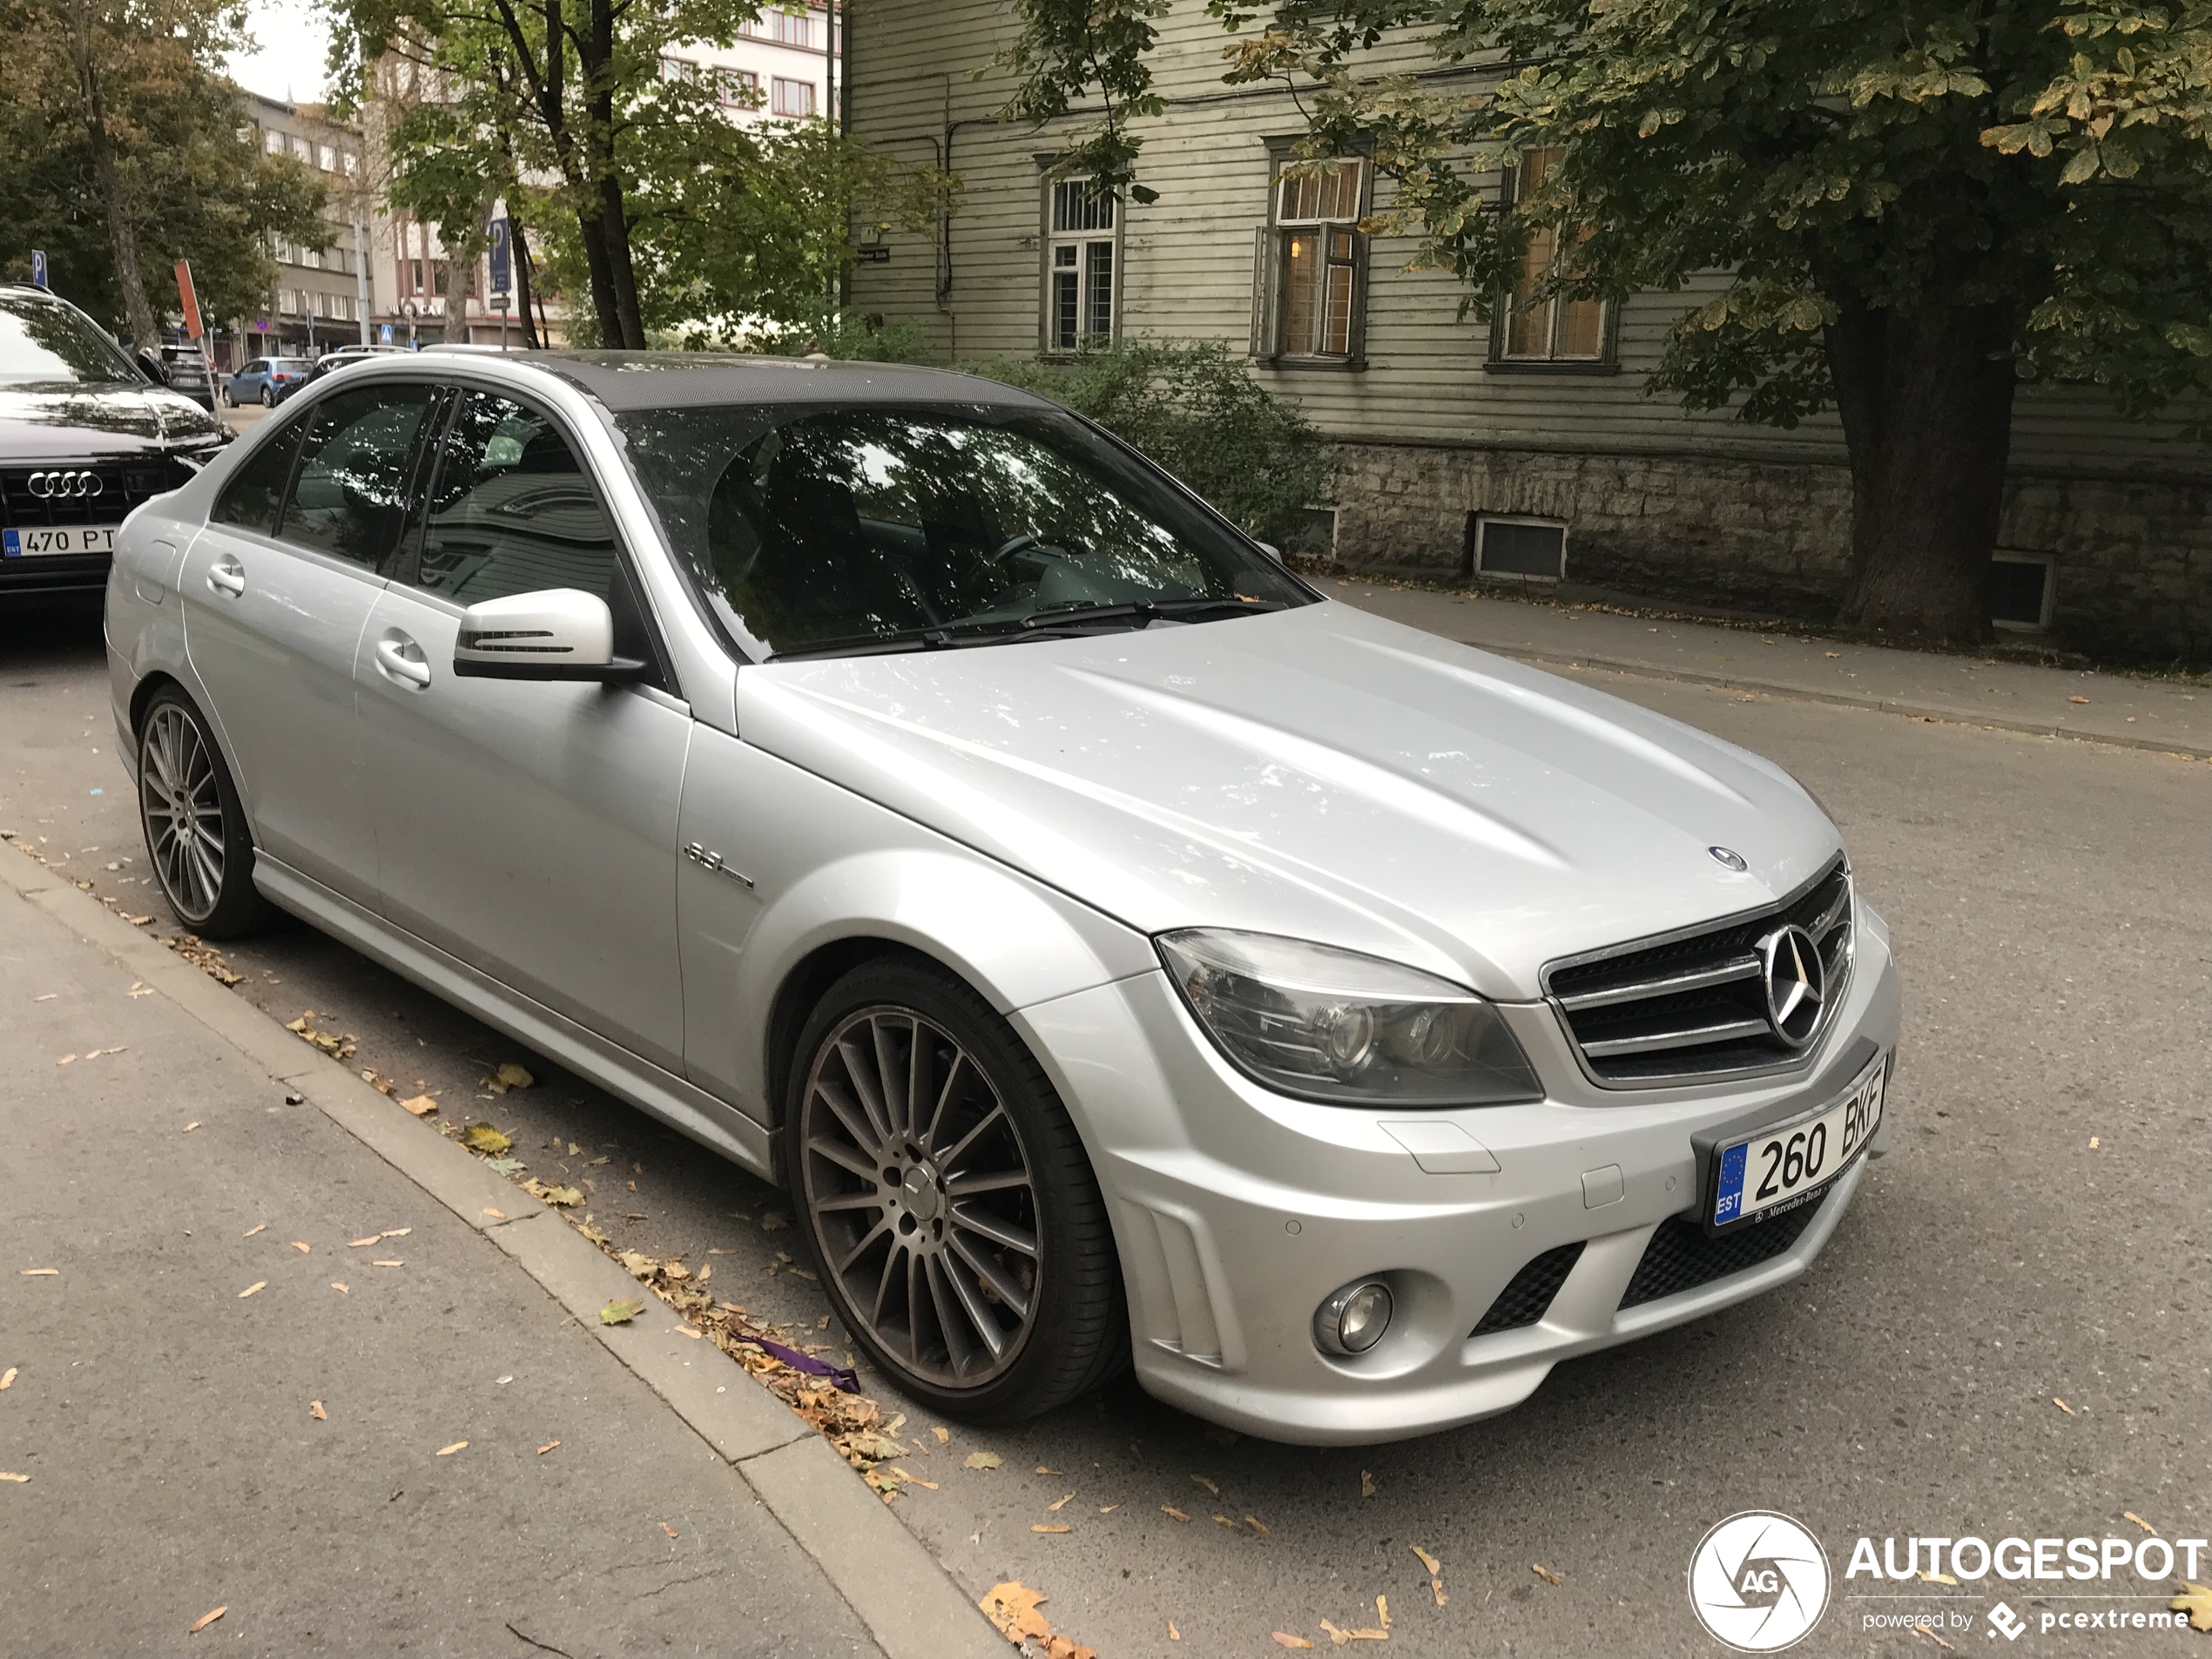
[900, 1163, 943, 1221]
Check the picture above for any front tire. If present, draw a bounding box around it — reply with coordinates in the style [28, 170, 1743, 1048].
[788, 956, 1127, 1423]
[137, 689, 276, 939]
[259, 385, 273, 408]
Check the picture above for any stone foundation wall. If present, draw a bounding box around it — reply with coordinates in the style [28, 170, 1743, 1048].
[1329, 442, 2212, 665]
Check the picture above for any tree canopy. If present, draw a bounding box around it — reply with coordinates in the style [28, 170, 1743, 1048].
[1000, 0, 2212, 645]
[0, 0, 328, 345]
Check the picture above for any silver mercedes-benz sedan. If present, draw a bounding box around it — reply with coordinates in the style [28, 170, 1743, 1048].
[105, 352, 1899, 1444]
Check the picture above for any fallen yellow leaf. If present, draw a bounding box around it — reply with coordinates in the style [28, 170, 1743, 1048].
[1272, 1636, 1315, 1651]
[0, 1368, 14, 1390]
[460, 1123, 511, 1155]
[189, 1606, 226, 1634]
[887, 1467, 938, 1490]
[380, 1229, 409, 1239]
[2069, 695, 2090, 705]
[309, 1400, 327, 1420]
[435, 1440, 468, 1456]
[290, 1242, 310, 1254]
[330, 1283, 347, 1293]
[1246, 1515, 1271, 1537]
[1168, 1620, 1180, 1640]
[400, 1095, 438, 1117]
[1533, 1562, 1564, 1586]
[1049, 1492, 1076, 1511]
[20, 1269, 57, 1277]
[1360, 1470, 1378, 1498]
[347, 1236, 381, 1248]
[1099, 1503, 1123, 1514]
[2125, 1511, 2157, 1534]
[537, 1440, 560, 1455]
[183, 1122, 199, 1133]
[2054, 1397, 2076, 1415]
[2171, 1582, 2212, 1633]
[661, 1522, 678, 1539]
[1918, 1569, 1959, 1586]
[1212, 1514, 1238, 1530]
[599, 1298, 644, 1325]
[0, 1472, 28, 1482]
[482, 1208, 507, 1220]
[372, 1259, 404, 1268]
[1161, 1505, 1190, 1522]
[238, 1281, 266, 1298]
[1035, 1465, 1062, 1474]
[932, 1426, 949, 1445]
[486, 1062, 534, 1093]
[1412, 1545, 1441, 1575]
[1033, 1523, 1072, 1534]
[962, 1450, 1002, 1470]
[1191, 1474, 1219, 1494]
[243, 1224, 267, 1238]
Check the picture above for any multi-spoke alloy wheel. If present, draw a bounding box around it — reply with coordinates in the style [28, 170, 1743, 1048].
[800, 1006, 1041, 1388]
[136, 691, 274, 939]
[789, 958, 1127, 1421]
[140, 703, 226, 925]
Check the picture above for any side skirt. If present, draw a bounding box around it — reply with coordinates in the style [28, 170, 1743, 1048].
[253, 855, 778, 1182]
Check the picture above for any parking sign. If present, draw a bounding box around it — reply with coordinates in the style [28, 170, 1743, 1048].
[30, 249, 48, 288]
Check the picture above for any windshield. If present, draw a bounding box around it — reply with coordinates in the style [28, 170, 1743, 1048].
[0, 293, 141, 388]
[614, 401, 1314, 659]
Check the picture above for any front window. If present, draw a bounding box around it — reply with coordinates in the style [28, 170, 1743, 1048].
[614, 402, 1312, 660]
[1269, 158, 1365, 360]
[1495, 147, 1609, 364]
[1044, 180, 1116, 352]
[0, 293, 140, 387]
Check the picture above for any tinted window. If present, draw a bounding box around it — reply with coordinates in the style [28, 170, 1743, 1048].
[613, 403, 1311, 658]
[211, 425, 304, 536]
[407, 392, 620, 604]
[275, 383, 436, 567]
[0, 292, 139, 388]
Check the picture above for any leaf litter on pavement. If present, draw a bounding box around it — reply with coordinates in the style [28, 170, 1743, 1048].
[979, 1581, 1096, 1659]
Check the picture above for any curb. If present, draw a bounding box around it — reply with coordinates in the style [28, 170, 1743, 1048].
[1, 849, 1003, 1659]
[1474, 641, 2212, 762]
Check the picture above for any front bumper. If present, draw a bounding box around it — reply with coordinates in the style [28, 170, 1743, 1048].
[1012, 902, 1902, 1445]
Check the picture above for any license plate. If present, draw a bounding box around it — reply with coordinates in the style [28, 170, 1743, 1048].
[1710, 1055, 1886, 1231]
[3, 525, 119, 557]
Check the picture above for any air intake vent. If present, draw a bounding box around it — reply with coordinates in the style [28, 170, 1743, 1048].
[1544, 860, 1851, 1087]
[1470, 1242, 1585, 1337]
[1618, 1203, 1823, 1309]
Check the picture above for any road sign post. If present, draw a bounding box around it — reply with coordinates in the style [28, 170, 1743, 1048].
[488, 215, 514, 354]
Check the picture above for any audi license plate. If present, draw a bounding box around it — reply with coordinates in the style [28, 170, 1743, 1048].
[1710, 1055, 1886, 1231]
[3, 525, 119, 557]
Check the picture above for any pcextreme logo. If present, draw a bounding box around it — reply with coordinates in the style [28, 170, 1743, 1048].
[1688, 1511, 1832, 1652]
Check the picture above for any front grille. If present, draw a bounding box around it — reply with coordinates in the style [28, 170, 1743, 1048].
[1470, 1242, 1585, 1337]
[1618, 1202, 1823, 1309]
[0, 457, 194, 531]
[1544, 860, 1851, 1086]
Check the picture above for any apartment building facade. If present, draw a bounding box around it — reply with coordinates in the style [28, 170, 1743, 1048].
[232, 93, 375, 367]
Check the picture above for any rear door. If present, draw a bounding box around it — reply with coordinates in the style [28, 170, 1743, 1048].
[179, 380, 439, 900]
[354, 385, 691, 1069]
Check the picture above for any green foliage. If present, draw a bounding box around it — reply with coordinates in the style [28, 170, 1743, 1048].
[0, 0, 327, 336]
[956, 340, 1337, 542]
[995, 0, 1169, 201]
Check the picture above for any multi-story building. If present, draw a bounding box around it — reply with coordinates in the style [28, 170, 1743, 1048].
[656, 3, 840, 129]
[232, 93, 374, 368]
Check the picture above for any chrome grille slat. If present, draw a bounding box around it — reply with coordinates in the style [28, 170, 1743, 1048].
[1543, 859, 1853, 1087]
[1555, 954, 1760, 1012]
[1580, 1016, 1774, 1058]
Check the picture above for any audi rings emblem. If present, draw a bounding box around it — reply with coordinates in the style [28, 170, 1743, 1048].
[1756, 924, 1826, 1049]
[27, 469, 105, 500]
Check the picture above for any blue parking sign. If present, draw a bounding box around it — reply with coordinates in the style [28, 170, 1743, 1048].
[489, 216, 512, 297]
[30, 249, 48, 288]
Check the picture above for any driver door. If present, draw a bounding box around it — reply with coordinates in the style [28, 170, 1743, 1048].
[354, 387, 691, 1070]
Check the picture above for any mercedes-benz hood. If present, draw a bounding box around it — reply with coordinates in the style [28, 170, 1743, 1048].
[733, 602, 1841, 1001]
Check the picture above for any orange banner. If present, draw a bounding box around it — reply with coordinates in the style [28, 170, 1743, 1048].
[173, 260, 204, 341]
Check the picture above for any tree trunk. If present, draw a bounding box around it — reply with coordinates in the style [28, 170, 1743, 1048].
[510, 216, 541, 350]
[583, 0, 645, 348]
[65, 1, 158, 350]
[573, 210, 625, 346]
[594, 171, 645, 347]
[1825, 300, 2018, 645]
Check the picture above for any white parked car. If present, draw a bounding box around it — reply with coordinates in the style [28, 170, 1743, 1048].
[105, 352, 1899, 1443]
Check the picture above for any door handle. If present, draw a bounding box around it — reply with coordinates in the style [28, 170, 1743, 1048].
[374, 632, 432, 688]
[206, 556, 246, 597]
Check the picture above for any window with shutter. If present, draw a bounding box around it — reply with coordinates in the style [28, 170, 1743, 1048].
[1264, 158, 1367, 364]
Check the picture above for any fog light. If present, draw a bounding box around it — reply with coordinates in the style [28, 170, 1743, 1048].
[1313, 1278, 1393, 1357]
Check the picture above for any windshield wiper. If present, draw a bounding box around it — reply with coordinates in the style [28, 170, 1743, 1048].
[765, 597, 1290, 662]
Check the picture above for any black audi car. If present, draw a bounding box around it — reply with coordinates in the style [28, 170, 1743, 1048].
[2, 283, 228, 604]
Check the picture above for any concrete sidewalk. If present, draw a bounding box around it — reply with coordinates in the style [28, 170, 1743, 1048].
[1331, 581, 2212, 758]
[0, 859, 1001, 1658]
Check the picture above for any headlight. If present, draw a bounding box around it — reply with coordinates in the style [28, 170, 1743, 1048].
[1157, 928, 1543, 1107]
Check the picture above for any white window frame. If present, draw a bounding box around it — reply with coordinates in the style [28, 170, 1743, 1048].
[1471, 513, 1568, 583]
[1492, 148, 1614, 368]
[1042, 175, 1119, 353]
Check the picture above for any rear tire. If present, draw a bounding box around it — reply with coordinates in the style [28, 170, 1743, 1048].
[787, 955, 1128, 1424]
[136, 688, 278, 940]
[259, 385, 273, 408]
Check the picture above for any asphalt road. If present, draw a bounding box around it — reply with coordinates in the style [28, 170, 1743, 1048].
[4, 598, 2206, 1658]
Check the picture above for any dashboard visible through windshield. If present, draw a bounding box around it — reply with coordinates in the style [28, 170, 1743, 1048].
[614, 401, 1314, 660]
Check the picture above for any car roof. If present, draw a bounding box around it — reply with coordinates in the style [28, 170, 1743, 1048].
[422, 349, 1055, 413]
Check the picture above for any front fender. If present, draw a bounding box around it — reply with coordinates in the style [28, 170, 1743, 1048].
[675, 725, 1154, 1125]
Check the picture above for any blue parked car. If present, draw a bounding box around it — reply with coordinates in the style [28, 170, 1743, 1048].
[221, 356, 308, 408]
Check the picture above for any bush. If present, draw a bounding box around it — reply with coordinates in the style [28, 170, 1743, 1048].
[953, 340, 1337, 544]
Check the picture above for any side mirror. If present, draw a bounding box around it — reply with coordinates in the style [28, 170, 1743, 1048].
[1256, 541, 1285, 563]
[136, 349, 171, 386]
[453, 589, 648, 682]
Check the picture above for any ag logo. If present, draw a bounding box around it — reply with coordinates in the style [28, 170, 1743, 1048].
[1687, 1511, 1831, 1651]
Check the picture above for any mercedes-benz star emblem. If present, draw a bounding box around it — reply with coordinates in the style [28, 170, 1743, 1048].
[1757, 924, 1825, 1048]
[26, 469, 104, 500]
[1708, 845, 1748, 871]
